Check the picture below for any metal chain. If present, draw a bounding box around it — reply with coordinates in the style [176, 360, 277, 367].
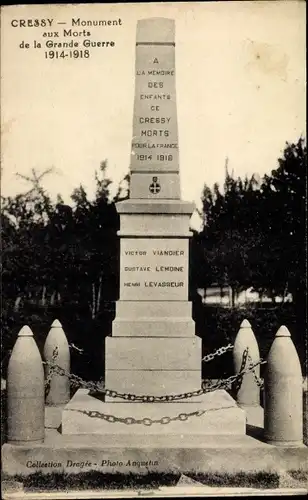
[233, 348, 264, 393]
[69, 343, 84, 354]
[43, 357, 266, 402]
[247, 352, 264, 388]
[43, 361, 105, 392]
[44, 346, 59, 397]
[43, 343, 231, 395]
[232, 347, 249, 394]
[43, 342, 234, 395]
[202, 343, 233, 362]
[214, 359, 267, 392]
[43, 343, 266, 426]
[70, 404, 237, 426]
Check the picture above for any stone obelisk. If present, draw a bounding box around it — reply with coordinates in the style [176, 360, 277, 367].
[106, 18, 200, 398]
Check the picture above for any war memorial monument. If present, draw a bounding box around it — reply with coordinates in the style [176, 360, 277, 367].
[62, 16, 245, 437]
[2, 17, 307, 485]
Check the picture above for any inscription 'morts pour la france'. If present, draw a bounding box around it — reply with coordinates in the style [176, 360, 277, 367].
[130, 18, 179, 174]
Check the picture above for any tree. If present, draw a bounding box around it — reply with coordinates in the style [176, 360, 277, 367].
[1, 161, 124, 376]
[1, 168, 56, 310]
[259, 138, 306, 303]
[68, 161, 121, 319]
[195, 138, 306, 305]
[197, 167, 262, 301]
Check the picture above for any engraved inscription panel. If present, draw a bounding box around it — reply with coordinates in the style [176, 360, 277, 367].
[131, 45, 179, 173]
[120, 238, 188, 300]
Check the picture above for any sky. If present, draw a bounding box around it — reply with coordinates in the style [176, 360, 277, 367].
[1, 1, 306, 227]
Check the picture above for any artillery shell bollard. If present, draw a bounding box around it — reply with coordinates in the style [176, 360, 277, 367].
[233, 319, 261, 407]
[264, 325, 303, 446]
[7, 325, 45, 444]
[43, 319, 70, 405]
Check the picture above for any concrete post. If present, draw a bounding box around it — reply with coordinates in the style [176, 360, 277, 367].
[233, 319, 261, 407]
[43, 319, 70, 405]
[264, 325, 303, 446]
[7, 325, 45, 444]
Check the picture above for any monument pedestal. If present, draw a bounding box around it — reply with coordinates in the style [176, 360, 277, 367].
[4, 403, 308, 477]
[106, 199, 201, 400]
[62, 195, 247, 439]
[61, 388, 246, 438]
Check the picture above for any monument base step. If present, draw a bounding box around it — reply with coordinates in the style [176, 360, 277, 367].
[112, 318, 195, 337]
[2, 429, 308, 476]
[61, 388, 246, 436]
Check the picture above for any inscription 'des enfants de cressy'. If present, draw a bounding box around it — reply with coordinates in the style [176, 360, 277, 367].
[132, 53, 178, 168]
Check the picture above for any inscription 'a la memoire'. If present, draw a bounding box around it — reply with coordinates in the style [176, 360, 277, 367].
[137, 70, 175, 76]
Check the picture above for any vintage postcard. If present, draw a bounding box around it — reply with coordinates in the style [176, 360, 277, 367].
[1, 1, 307, 498]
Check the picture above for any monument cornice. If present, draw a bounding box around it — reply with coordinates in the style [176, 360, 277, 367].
[116, 199, 195, 215]
[117, 232, 194, 238]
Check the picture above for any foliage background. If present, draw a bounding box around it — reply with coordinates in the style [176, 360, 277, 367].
[1, 139, 307, 379]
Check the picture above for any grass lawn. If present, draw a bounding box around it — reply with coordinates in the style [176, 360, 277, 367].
[3, 470, 281, 491]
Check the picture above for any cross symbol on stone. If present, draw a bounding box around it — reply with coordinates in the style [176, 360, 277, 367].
[149, 176, 161, 194]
